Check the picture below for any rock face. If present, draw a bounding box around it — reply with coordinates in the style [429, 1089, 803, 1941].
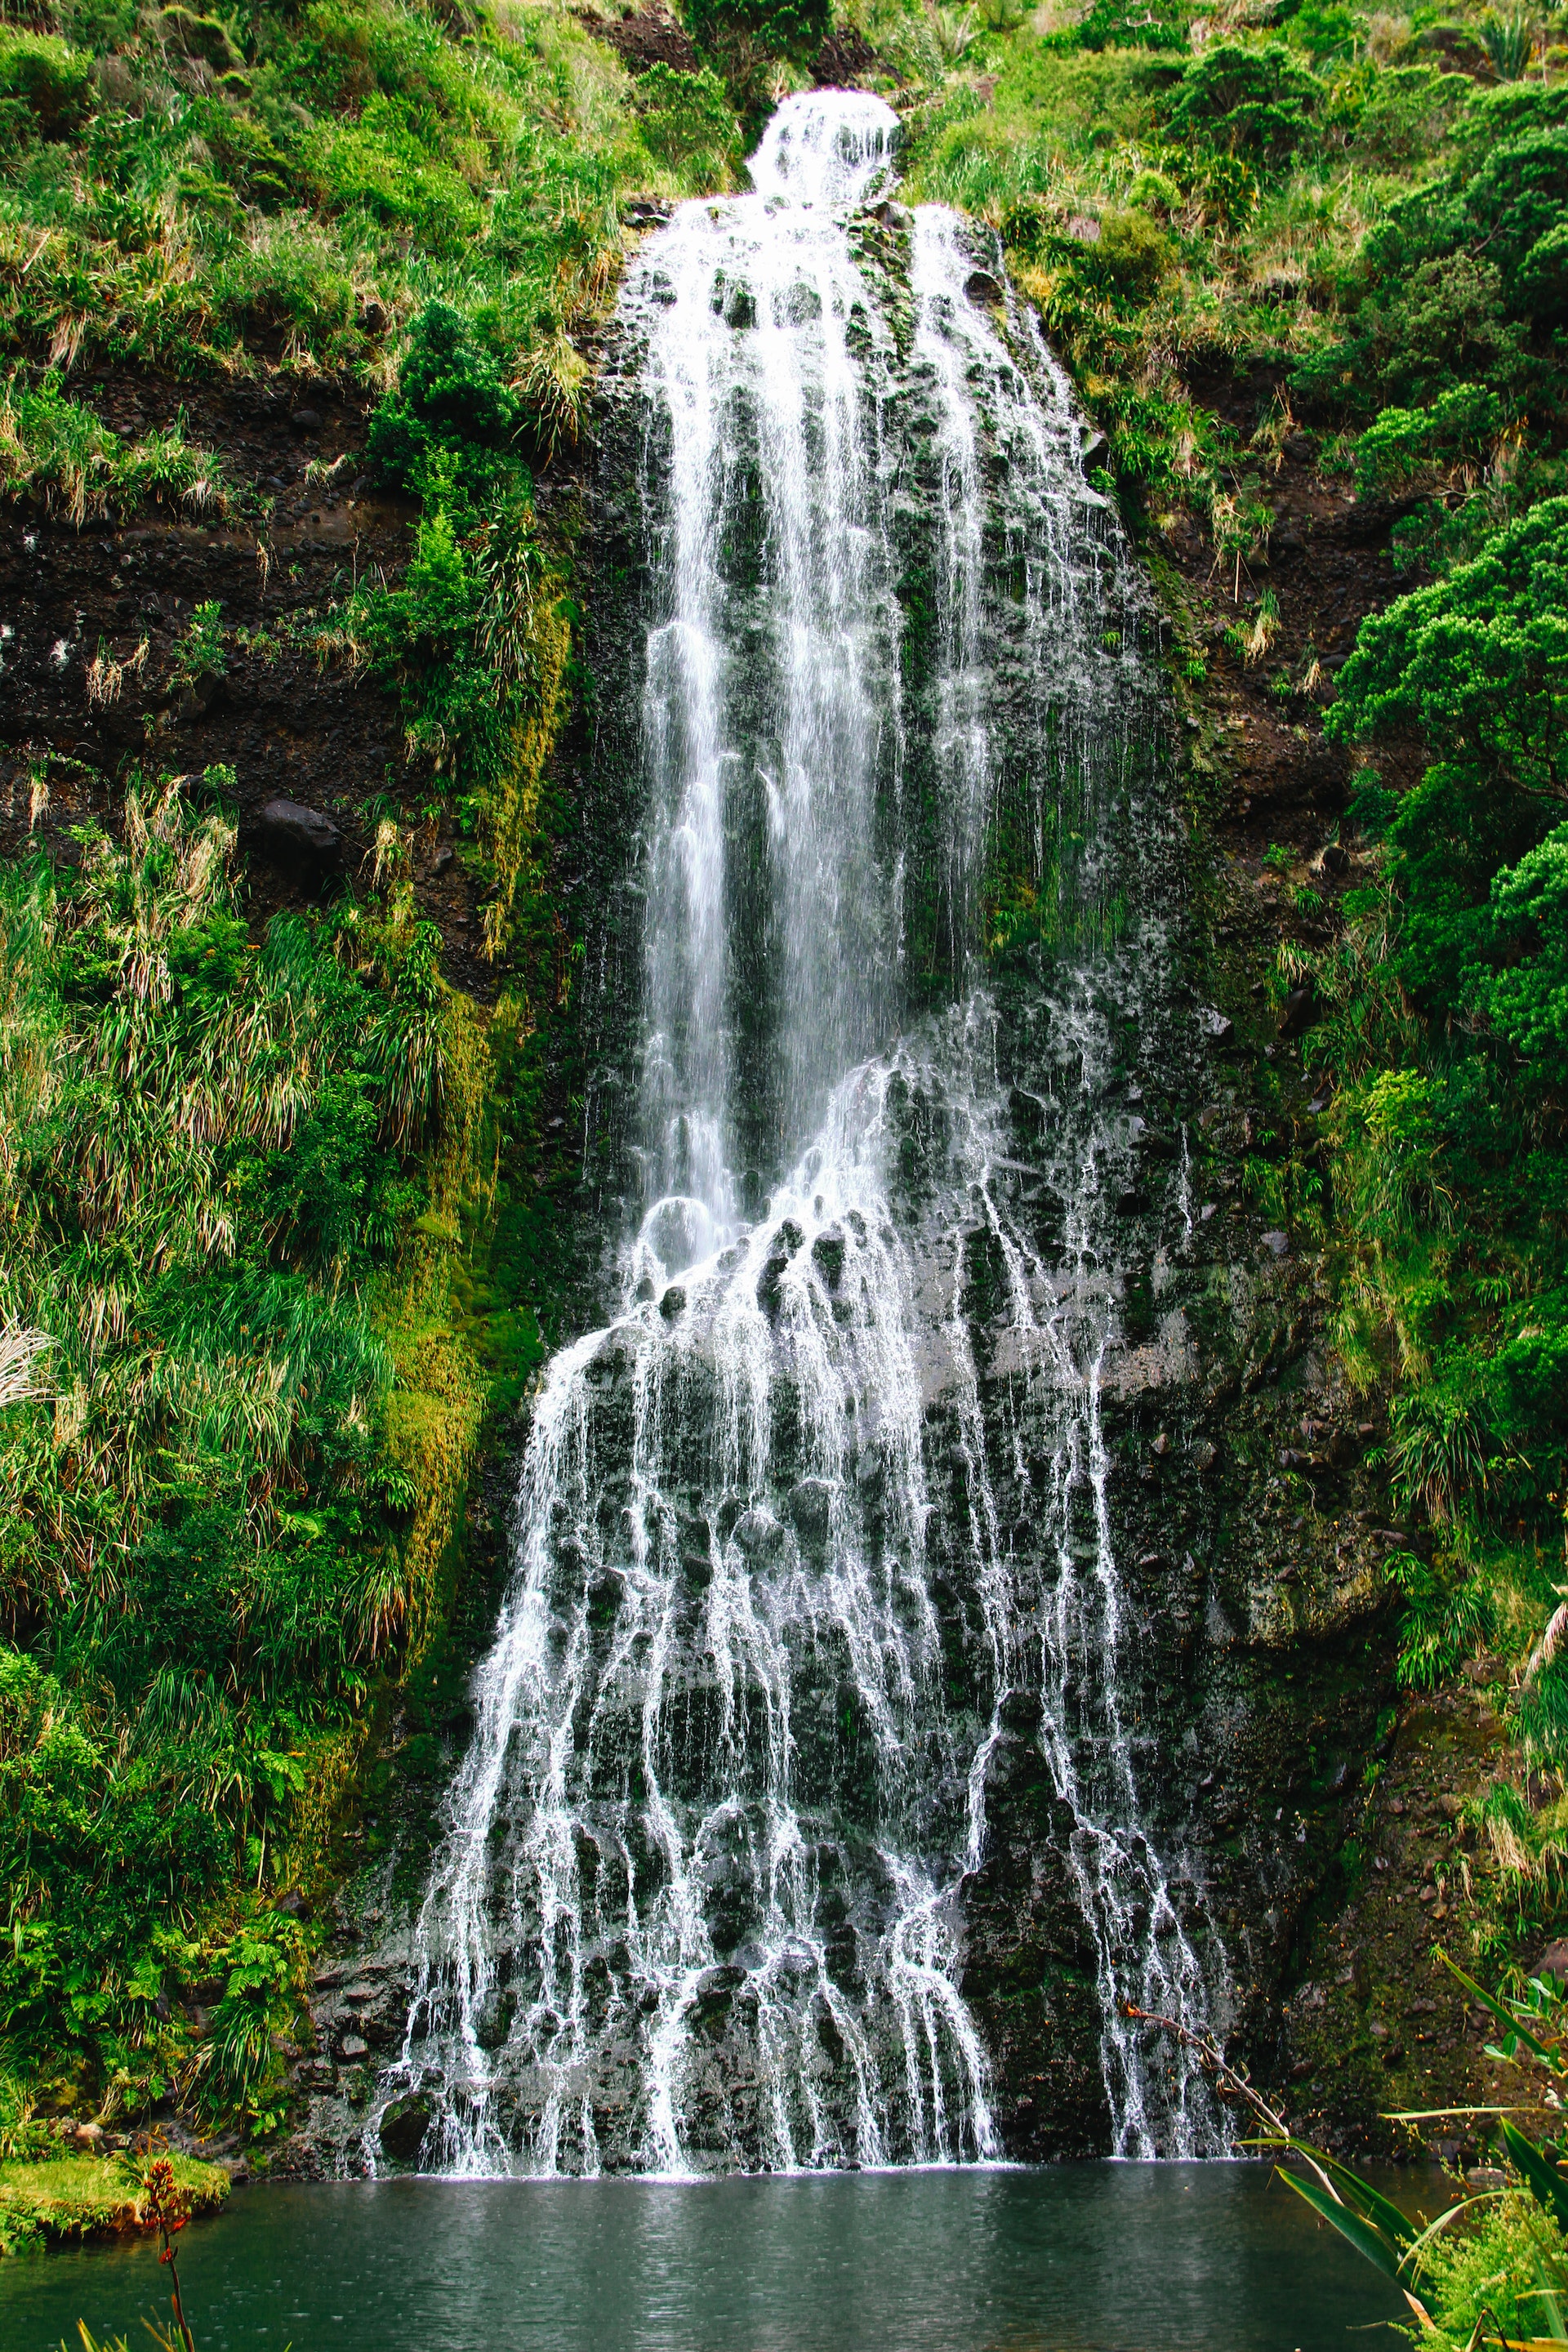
[0, 363, 491, 994]
[378, 2094, 432, 2161]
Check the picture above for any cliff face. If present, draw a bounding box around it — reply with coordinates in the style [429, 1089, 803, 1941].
[262, 324, 1450, 2176]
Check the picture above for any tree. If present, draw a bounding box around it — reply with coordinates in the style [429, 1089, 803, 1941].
[1328, 497, 1568, 807]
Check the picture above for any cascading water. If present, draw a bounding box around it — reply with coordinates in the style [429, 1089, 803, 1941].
[377, 90, 1231, 2178]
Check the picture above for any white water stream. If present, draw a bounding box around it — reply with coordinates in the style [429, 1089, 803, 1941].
[381, 91, 1228, 2177]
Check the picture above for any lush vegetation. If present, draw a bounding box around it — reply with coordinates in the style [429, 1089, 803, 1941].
[0, 773, 473, 2130]
[1223, 1962, 1568, 2350]
[2, 0, 1568, 2153]
[0, 0, 709, 2143]
[0, 0, 742, 384]
[0, 2139, 225, 2259]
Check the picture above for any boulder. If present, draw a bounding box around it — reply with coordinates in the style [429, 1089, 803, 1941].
[378, 2094, 431, 2162]
[260, 798, 342, 866]
[1279, 986, 1317, 1040]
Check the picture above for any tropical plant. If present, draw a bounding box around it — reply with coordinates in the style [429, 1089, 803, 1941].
[1137, 1962, 1568, 2349]
[1481, 9, 1536, 82]
[0, 774, 455, 2108]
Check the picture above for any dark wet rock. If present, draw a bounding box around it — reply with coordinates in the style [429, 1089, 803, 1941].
[789, 1478, 832, 1544]
[732, 1508, 784, 1558]
[378, 2094, 432, 2161]
[811, 1228, 845, 1289]
[260, 796, 342, 865]
[175, 667, 224, 726]
[1279, 987, 1317, 1039]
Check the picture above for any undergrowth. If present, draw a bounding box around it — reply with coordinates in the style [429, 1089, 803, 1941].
[0, 772, 478, 2129]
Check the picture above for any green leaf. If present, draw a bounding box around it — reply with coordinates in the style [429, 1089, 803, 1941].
[1500, 2117, 1568, 2234]
[1441, 1953, 1563, 2072]
[1314, 2152, 1422, 2252]
[1276, 2164, 1410, 2281]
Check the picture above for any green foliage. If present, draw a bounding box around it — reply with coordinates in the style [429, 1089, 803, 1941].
[0, 0, 675, 380]
[198, 1913, 306, 2134]
[346, 301, 571, 960]
[1294, 105, 1568, 414]
[1076, 0, 1189, 52]
[1273, 487, 1568, 1771]
[1285, 0, 1357, 67]
[1353, 382, 1508, 501]
[1385, 1547, 1496, 1687]
[684, 0, 831, 68]
[635, 62, 741, 176]
[0, 372, 232, 528]
[0, 776, 458, 2105]
[1169, 42, 1323, 169]
[1481, 6, 1535, 83]
[1481, 823, 1568, 1061]
[367, 301, 521, 498]
[0, 33, 92, 143]
[1330, 500, 1568, 813]
[0, 2145, 226, 2259]
[1078, 205, 1173, 300]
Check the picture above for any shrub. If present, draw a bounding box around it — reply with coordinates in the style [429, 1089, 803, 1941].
[1328, 497, 1568, 807]
[1480, 822, 1568, 1060]
[1463, 125, 1568, 282]
[635, 61, 739, 175]
[1076, 205, 1173, 300]
[1168, 41, 1323, 168]
[367, 301, 521, 495]
[0, 32, 92, 140]
[1352, 381, 1506, 497]
[684, 0, 831, 66]
[1076, 0, 1190, 52]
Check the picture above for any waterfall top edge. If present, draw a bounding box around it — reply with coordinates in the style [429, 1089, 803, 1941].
[745, 88, 901, 211]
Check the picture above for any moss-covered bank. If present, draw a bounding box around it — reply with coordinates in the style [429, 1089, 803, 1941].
[0, 2149, 228, 2258]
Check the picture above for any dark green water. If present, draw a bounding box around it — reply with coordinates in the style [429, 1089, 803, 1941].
[0, 2166, 1414, 2352]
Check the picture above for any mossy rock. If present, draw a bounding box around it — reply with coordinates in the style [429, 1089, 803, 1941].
[378, 2094, 432, 2161]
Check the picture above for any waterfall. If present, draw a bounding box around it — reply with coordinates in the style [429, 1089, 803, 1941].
[377, 90, 1230, 2178]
